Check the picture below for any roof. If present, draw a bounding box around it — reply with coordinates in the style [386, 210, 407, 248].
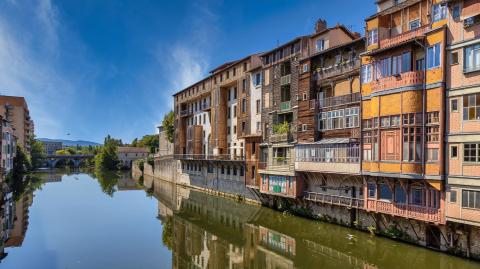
[259, 35, 310, 57]
[310, 24, 360, 41]
[309, 37, 365, 59]
[366, 0, 422, 21]
[209, 53, 262, 74]
[117, 147, 150, 153]
[0, 95, 28, 108]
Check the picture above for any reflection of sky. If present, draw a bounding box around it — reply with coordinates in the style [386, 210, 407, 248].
[1, 173, 171, 269]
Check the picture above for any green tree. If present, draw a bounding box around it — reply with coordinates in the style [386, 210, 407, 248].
[162, 110, 174, 143]
[29, 138, 46, 169]
[130, 138, 138, 147]
[95, 135, 120, 171]
[7, 145, 32, 198]
[138, 134, 159, 153]
[94, 169, 119, 197]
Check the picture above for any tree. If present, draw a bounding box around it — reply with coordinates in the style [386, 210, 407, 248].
[130, 138, 138, 147]
[7, 145, 32, 198]
[162, 110, 174, 143]
[138, 134, 159, 153]
[29, 138, 46, 169]
[95, 135, 120, 171]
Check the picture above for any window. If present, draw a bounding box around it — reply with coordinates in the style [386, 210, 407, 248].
[409, 19, 420, 30]
[315, 39, 325, 52]
[361, 64, 373, 83]
[241, 121, 246, 132]
[345, 107, 360, 128]
[432, 3, 447, 22]
[448, 190, 458, 203]
[302, 64, 308, 73]
[241, 98, 246, 113]
[319, 109, 345, 130]
[411, 188, 425, 206]
[464, 14, 480, 28]
[464, 44, 480, 73]
[402, 113, 423, 162]
[395, 185, 407, 203]
[233, 105, 237, 117]
[451, 145, 458, 158]
[368, 183, 376, 198]
[233, 88, 237, 99]
[416, 58, 425, 71]
[427, 148, 439, 161]
[451, 99, 458, 112]
[451, 52, 459, 65]
[464, 143, 480, 162]
[301, 124, 308, 132]
[367, 29, 378, 46]
[463, 93, 480, 120]
[379, 183, 392, 200]
[233, 125, 237, 134]
[242, 79, 247, 92]
[303, 92, 308, 101]
[452, 5, 461, 20]
[254, 73, 262, 86]
[462, 190, 480, 209]
[427, 43, 441, 69]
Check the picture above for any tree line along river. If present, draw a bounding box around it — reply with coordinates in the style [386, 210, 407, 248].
[0, 170, 478, 269]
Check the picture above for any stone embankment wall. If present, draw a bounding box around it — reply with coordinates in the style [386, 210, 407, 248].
[135, 156, 480, 260]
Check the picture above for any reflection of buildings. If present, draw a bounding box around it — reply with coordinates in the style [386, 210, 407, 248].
[4, 193, 33, 248]
[0, 188, 14, 261]
[43, 173, 62, 183]
[117, 173, 142, 191]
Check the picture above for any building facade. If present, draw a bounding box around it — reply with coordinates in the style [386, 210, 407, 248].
[0, 96, 34, 151]
[43, 141, 63, 156]
[166, 1, 480, 258]
[117, 147, 149, 168]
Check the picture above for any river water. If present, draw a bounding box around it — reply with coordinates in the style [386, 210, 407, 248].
[0, 170, 478, 269]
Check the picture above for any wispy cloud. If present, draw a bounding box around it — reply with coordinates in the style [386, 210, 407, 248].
[0, 0, 76, 139]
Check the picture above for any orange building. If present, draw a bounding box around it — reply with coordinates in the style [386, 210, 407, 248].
[361, 0, 447, 224]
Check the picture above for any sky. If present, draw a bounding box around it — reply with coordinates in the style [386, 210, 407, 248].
[0, 0, 375, 144]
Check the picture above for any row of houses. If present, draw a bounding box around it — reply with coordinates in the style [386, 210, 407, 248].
[170, 0, 480, 255]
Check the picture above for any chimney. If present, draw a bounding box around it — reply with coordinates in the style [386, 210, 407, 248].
[315, 19, 327, 33]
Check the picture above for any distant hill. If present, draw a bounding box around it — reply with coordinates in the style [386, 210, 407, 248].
[37, 138, 102, 147]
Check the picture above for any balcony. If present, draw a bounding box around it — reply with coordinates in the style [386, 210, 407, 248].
[304, 192, 364, 209]
[366, 200, 444, 224]
[371, 71, 424, 93]
[318, 92, 361, 109]
[295, 141, 360, 174]
[280, 101, 291, 111]
[201, 101, 211, 110]
[180, 109, 193, 117]
[378, 25, 429, 51]
[270, 132, 293, 143]
[313, 58, 360, 81]
[280, 74, 291, 85]
[174, 154, 245, 161]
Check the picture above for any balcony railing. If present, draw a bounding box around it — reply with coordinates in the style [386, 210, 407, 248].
[201, 101, 211, 110]
[304, 192, 364, 209]
[371, 71, 424, 93]
[180, 109, 193, 117]
[280, 74, 291, 85]
[280, 101, 291, 111]
[318, 92, 361, 109]
[366, 200, 444, 224]
[313, 58, 360, 81]
[270, 132, 293, 143]
[379, 25, 429, 50]
[174, 154, 245, 161]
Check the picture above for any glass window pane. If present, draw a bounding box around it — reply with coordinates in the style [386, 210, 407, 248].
[462, 190, 469, 207]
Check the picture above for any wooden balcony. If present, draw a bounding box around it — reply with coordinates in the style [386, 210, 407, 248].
[312, 58, 360, 81]
[304, 192, 364, 209]
[378, 25, 429, 51]
[270, 132, 292, 143]
[280, 74, 291, 85]
[318, 92, 361, 109]
[371, 71, 424, 93]
[366, 200, 444, 224]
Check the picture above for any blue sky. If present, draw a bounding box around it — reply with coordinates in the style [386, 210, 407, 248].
[0, 0, 375, 143]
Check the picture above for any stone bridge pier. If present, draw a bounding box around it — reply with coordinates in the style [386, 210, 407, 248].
[46, 155, 94, 169]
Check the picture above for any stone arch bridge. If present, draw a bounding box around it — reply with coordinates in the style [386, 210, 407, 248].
[46, 154, 95, 168]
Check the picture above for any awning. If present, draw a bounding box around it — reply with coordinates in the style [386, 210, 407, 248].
[313, 138, 352, 145]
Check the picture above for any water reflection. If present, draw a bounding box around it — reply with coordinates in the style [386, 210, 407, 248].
[150, 176, 480, 269]
[0, 171, 478, 268]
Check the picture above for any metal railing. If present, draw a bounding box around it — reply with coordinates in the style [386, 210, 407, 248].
[174, 154, 245, 161]
[280, 100, 291, 111]
[280, 74, 291, 85]
[313, 58, 360, 81]
[366, 200, 443, 224]
[318, 92, 361, 109]
[304, 191, 364, 209]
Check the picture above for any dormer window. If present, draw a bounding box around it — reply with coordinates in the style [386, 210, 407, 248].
[315, 39, 325, 52]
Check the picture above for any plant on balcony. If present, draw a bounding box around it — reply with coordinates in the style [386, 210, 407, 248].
[273, 121, 289, 134]
[275, 156, 286, 162]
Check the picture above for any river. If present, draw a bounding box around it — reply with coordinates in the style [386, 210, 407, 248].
[0, 170, 478, 269]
